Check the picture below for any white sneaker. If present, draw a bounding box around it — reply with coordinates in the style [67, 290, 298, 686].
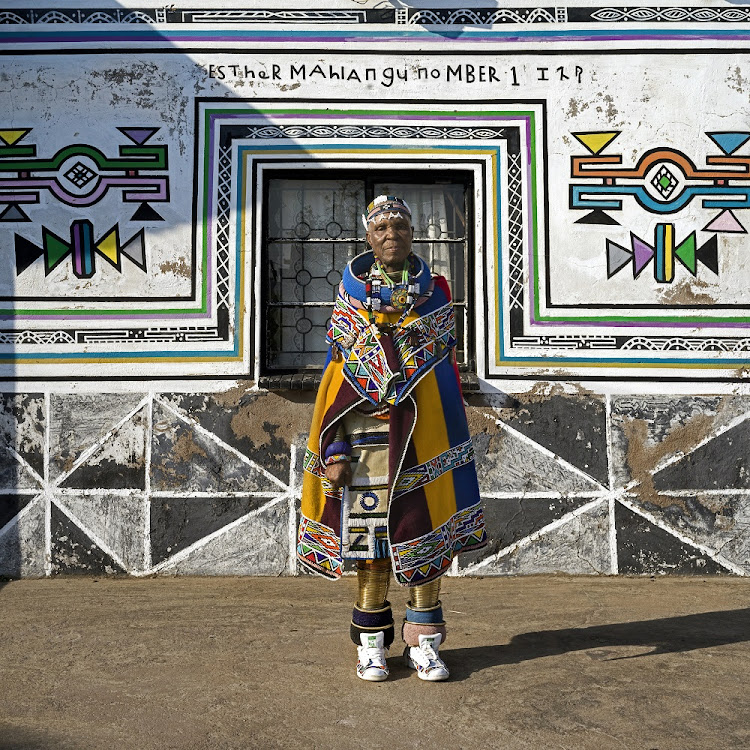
[356, 631, 389, 682]
[404, 633, 449, 681]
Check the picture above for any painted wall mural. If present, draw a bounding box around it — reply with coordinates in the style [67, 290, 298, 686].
[570, 131, 749, 283]
[1, 14, 749, 379]
[3, 127, 158, 281]
[534, 125, 750, 377]
[0, 100, 230, 374]
[1, 4, 750, 579]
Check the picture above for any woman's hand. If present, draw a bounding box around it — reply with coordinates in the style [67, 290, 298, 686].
[325, 461, 352, 489]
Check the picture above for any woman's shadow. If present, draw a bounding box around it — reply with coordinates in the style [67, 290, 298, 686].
[444, 607, 750, 681]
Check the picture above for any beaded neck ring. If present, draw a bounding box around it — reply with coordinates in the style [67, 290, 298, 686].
[364, 254, 419, 331]
[343, 251, 430, 300]
[342, 250, 432, 336]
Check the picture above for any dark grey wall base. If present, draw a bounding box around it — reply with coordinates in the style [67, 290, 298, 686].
[0, 392, 747, 578]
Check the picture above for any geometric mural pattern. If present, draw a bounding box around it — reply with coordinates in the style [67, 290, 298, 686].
[501, 120, 750, 378]
[0, 115, 229, 371]
[4, 6, 750, 25]
[3, 13, 750, 579]
[1, 392, 748, 578]
[202, 99, 533, 384]
[0, 393, 297, 577]
[2, 92, 749, 380]
[460, 394, 748, 577]
[5, 0, 750, 388]
[572, 131, 748, 285]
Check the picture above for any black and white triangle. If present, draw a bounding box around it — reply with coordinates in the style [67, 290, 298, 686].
[1, 392, 749, 578]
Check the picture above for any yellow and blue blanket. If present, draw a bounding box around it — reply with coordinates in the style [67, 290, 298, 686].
[297, 271, 486, 586]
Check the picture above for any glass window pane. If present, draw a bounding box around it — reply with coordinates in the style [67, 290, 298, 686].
[265, 175, 470, 372]
[373, 183, 465, 238]
[266, 179, 365, 369]
[268, 179, 366, 239]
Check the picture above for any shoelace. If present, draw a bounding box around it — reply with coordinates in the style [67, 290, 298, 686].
[361, 647, 387, 665]
[418, 644, 440, 666]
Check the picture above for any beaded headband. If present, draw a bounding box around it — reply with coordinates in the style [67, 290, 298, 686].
[362, 195, 412, 231]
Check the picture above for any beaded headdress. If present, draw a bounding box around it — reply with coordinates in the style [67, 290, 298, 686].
[362, 195, 412, 231]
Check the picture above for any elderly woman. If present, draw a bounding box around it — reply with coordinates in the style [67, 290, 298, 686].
[297, 196, 486, 682]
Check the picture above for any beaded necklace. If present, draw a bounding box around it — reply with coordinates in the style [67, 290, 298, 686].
[364, 256, 418, 332]
[376, 259, 409, 288]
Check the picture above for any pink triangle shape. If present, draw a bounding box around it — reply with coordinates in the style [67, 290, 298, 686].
[703, 209, 746, 234]
[631, 235, 655, 276]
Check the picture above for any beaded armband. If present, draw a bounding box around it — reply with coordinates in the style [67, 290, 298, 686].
[324, 439, 351, 466]
[324, 453, 350, 466]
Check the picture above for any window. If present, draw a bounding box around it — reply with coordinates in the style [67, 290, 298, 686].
[260, 170, 474, 386]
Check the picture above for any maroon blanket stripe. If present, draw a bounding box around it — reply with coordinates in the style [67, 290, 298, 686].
[320, 376, 360, 457]
[320, 495, 343, 534]
[387, 395, 415, 488]
[388, 439, 433, 545]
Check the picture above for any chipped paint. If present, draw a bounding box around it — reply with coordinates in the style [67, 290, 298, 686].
[658, 278, 717, 306]
[158, 259, 191, 279]
[622, 414, 714, 510]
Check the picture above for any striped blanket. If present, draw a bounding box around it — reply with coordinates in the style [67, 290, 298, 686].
[297, 273, 486, 586]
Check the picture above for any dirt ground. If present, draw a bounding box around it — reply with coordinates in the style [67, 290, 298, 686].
[0, 575, 748, 750]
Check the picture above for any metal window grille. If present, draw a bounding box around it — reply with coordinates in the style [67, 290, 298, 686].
[262, 171, 474, 375]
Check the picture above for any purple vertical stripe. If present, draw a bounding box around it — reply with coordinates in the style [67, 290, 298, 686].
[72, 222, 84, 277]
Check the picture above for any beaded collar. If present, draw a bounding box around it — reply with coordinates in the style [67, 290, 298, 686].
[342, 251, 432, 309]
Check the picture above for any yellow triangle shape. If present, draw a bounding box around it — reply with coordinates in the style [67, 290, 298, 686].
[0, 129, 31, 147]
[572, 131, 620, 155]
[96, 229, 120, 264]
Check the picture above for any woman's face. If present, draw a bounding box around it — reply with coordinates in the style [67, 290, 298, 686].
[366, 214, 413, 272]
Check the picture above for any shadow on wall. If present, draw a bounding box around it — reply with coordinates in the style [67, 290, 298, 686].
[447, 607, 750, 681]
[0, 4, 263, 582]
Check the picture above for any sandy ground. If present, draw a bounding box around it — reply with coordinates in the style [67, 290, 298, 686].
[0, 575, 748, 750]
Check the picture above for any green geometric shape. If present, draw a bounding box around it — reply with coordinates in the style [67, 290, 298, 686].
[0, 144, 168, 173]
[42, 228, 71, 275]
[0, 145, 36, 159]
[675, 232, 697, 275]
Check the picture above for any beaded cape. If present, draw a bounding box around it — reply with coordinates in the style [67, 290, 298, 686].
[297, 253, 486, 586]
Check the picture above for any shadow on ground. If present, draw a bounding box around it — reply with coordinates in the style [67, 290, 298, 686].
[0, 725, 75, 750]
[447, 607, 750, 681]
